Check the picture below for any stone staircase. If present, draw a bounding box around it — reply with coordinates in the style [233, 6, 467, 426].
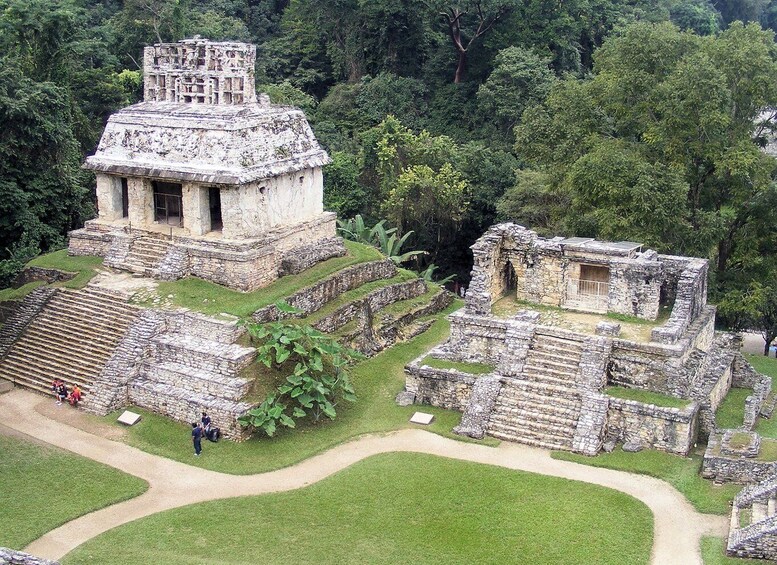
[728, 475, 777, 560]
[128, 312, 257, 440]
[487, 332, 585, 450]
[0, 286, 139, 398]
[118, 236, 171, 276]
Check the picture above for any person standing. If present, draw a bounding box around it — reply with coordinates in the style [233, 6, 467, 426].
[191, 422, 203, 456]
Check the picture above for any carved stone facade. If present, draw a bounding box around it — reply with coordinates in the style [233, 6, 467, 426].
[68, 38, 338, 291]
[403, 223, 765, 458]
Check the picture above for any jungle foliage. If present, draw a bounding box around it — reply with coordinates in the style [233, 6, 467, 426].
[3, 0, 777, 348]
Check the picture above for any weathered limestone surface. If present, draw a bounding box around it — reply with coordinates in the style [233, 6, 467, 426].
[84, 308, 256, 440]
[253, 259, 396, 322]
[453, 375, 502, 439]
[606, 398, 699, 455]
[0, 548, 58, 565]
[279, 237, 346, 276]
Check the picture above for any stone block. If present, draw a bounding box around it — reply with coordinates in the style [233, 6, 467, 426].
[410, 412, 434, 425]
[395, 390, 416, 406]
[595, 321, 621, 337]
[117, 410, 141, 425]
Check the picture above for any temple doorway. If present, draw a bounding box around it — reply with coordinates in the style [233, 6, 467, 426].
[153, 181, 183, 226]
[209, 187, 222, 231]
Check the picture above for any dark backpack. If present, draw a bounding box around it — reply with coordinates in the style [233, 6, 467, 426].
[206, 427, 220, 442]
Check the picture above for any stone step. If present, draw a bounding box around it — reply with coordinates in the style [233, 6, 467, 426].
[534, 333, 585, 349]
[143, 361, 251, 401]
[522, 363, 578, 381]
[516, 371, 577, 390]
[490, 404, 581, 428]
[769, 497, 776, 517]
[753, 502, 768, 524]
[487, 425, 573, 450]
[487, 415, 577, 443]
[523, 352, 580, 371]
[152, 334, 255, 376]
[0, 360, 98, 396]
[36, 309, 131, 339]
[57, 289, 137, 313]
[3, 344, 105, 377]
[44, 299, 138, 323]
[26, 317, 126, 350]
[499, 380, 582, 403]
[11, 330, 116, 365]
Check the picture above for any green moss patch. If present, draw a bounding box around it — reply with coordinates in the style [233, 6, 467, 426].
[605, 386, 690, 409]
[63, 453, 652, 565]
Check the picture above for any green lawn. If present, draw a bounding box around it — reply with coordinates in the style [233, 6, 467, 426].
[746, 353, 777, 439]
[106, 300, 497, 475]
[605, 386, 691, 409]
[63, 452, 653, 565]
[701, 537, 762, 564]
[553, 447, 740, 515]
[715, 387, 752, 429]
[0, 250, 104, 301]
[0, 434, 148, 550]
[142, 240, 384, 317]
[421, 356, 495, 375]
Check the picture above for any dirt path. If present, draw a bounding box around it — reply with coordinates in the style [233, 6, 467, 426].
[1, 389, 727, 565]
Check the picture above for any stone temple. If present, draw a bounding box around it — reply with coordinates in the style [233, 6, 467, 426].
[68, 38, 342, 291]
[403, 223, 769, 458]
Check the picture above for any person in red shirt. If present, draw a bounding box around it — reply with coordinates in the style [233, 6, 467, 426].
[68, 384, 82, 407]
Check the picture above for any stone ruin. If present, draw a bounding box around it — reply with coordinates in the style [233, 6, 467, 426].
[402, 223, 768, 458]
[68, 38, 343, 291]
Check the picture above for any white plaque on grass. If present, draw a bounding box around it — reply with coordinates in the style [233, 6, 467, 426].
[117, 410, 141, 426]
[410, 412, 434, 425]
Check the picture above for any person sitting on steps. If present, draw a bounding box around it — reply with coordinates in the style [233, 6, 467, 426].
[52, 378, 62, 404]
[56, 381, 68, 405]
[68, 384, 82, 407]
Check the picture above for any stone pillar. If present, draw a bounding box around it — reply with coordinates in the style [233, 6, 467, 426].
[128, 177, 154, 228]
[96, 174, 124, 221]
[182, 182, 210, 236]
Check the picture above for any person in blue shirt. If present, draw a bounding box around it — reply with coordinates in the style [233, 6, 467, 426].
[191, 422, 203, 456]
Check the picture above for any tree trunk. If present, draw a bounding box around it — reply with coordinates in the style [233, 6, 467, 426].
[454, 50, 467, 83]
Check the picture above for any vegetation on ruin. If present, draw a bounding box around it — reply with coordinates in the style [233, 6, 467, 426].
[421, 356, 495, 375]
[63, 452, 653, 565]
[0, 250, 103, 302]
[138, 240, 383, 317]
[238, 319, 361, 436]
[604, 387, 692, 409]
[0, 434, 148, 550]
[553, 446, 741, 515]
[105, 300, 501, 475]
[715, 388, 752, 429]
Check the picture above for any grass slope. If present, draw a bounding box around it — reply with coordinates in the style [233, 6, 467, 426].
[421, 356, 495, 375]
[553, 447, 740, 515]
[715, 388, 752, 429]
[0, 434, 148, 549]
[63, 453, 653, 565]
[0, 251, 104, 301]
[146, 241, 383, 317]
[745, 354, 777, 439]
[108, 300, 496, 475]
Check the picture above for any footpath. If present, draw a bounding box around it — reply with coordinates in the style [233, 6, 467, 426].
[0, 389, 727, 565]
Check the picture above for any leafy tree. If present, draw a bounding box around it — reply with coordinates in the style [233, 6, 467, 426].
[477, 46, 556, 145]
[238, 319, 360, 436]
[718, 282, 777, 356]
[428, 0, 518, 82]
[669, 0, 721, 34]
[712, 0, 769, 25]
[324, 153, 367, 218]
[0, 65, 92, 285]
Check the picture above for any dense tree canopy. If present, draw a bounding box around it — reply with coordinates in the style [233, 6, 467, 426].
[2, 0, 777, 343]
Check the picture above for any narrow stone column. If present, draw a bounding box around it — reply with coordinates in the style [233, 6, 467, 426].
[127, 177, 154, 227]
[95, 174, 124, 221]
[182, 182, 209, 236]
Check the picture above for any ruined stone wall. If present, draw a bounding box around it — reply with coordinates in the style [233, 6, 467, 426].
[607, 254, 663, 319]
[0, 548, 58, 565]
[606, 398, 699, 455]
[651, 257, 708, 344]
[446, 311, 510, 365]
[253, 259, 397, 322]
[702, 433, 777, 484]
[404, 362, 476, 411]
[67, 227, 112, 257]
[607, 340, 687, 394]
[279, 237, 345, 276]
